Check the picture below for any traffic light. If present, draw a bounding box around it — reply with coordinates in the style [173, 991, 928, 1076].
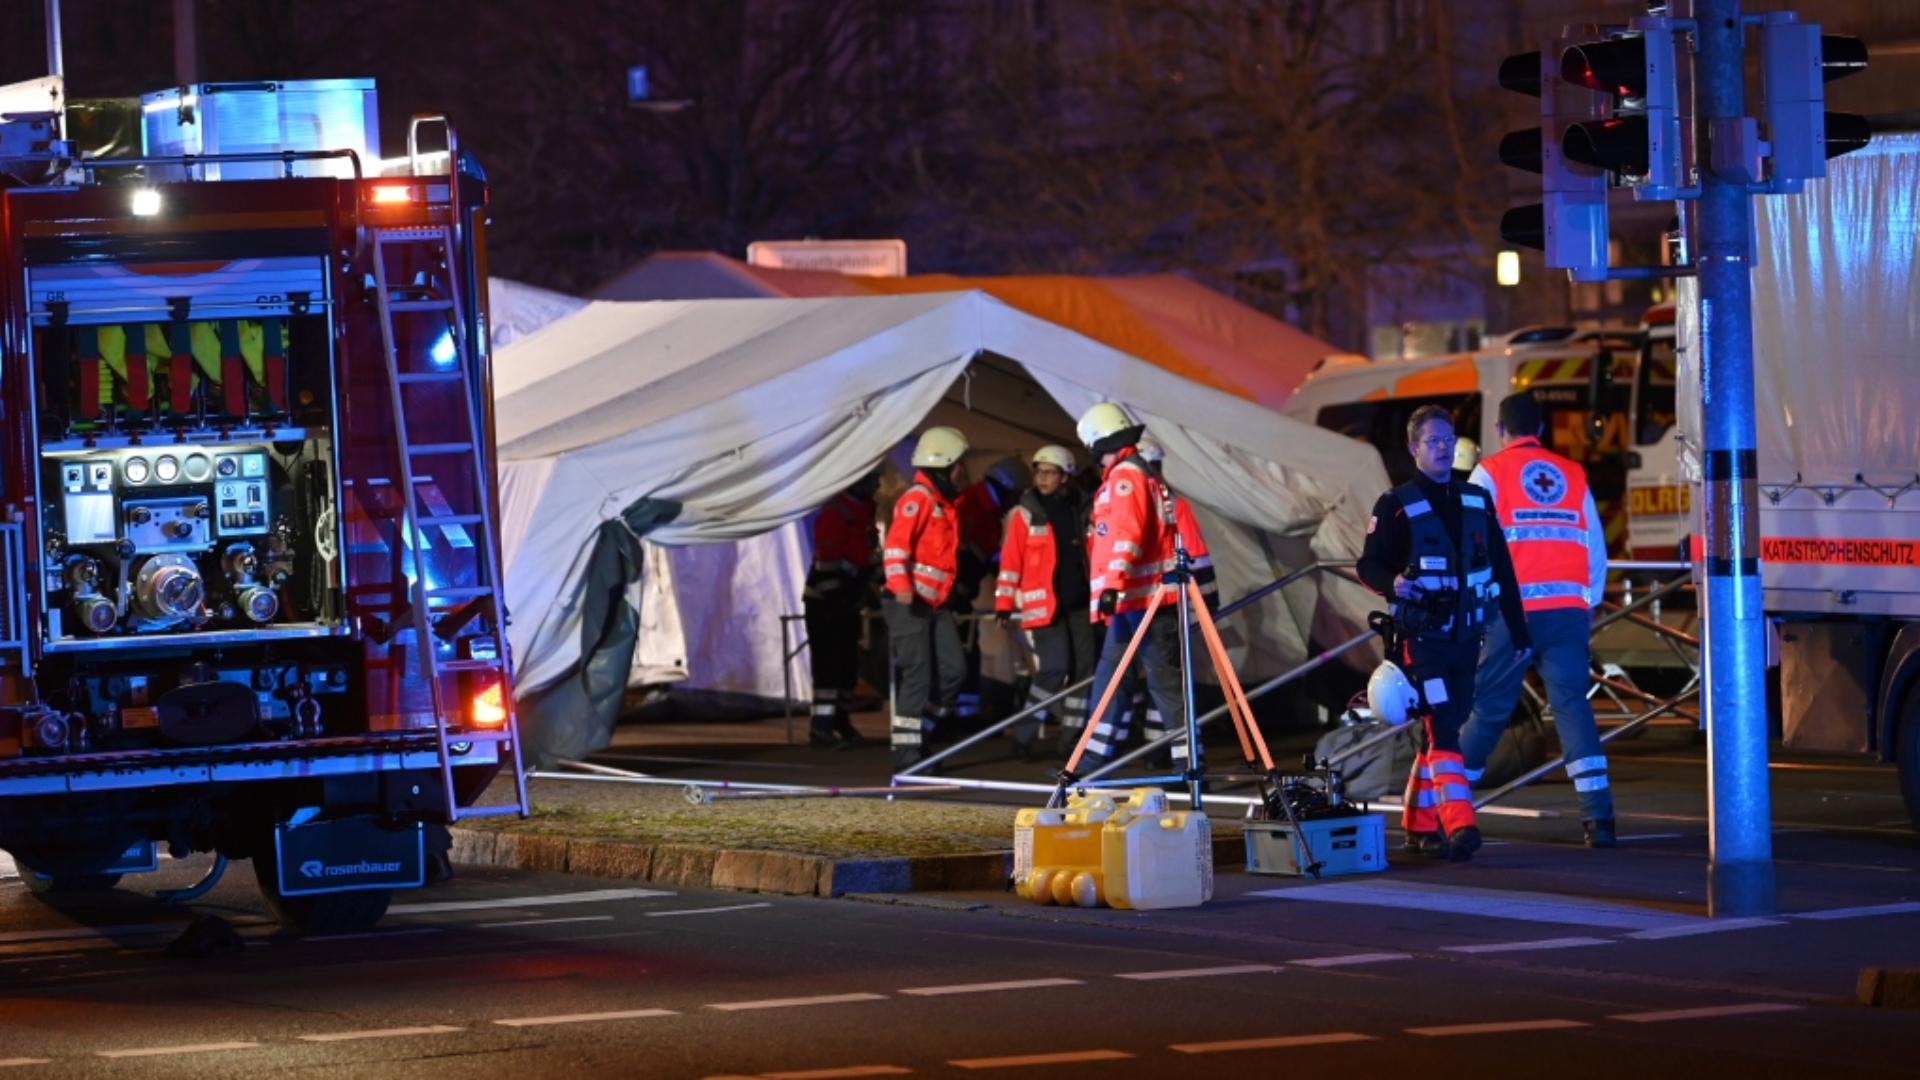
[1760, 14, 1871, 187]
[1497, 45, 1610, 282]
[1558, 25, 1683, 199]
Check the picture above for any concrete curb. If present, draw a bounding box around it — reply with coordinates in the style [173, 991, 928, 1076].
[449, 828, 1014, 898]
[1858, 967, 1920, 1008]
[451, 830, 1248, 898]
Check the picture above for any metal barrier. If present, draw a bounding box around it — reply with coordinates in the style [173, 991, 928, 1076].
[892, 561, 1369, 785]
[1470, 561, 1702, 811]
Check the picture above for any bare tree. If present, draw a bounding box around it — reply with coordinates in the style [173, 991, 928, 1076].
[914, 0, 1507, 347]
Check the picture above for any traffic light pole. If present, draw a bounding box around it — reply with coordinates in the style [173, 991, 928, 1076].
[1693, 0, 1775, 917]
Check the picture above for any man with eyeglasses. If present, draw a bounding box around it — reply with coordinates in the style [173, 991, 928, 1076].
[1358, 404, 1532, 862]
[994, 445, 1092, 759]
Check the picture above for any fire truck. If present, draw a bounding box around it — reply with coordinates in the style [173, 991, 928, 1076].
[0, 75, 527, 933]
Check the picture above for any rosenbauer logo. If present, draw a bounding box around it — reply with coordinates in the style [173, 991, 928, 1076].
[299, 858, 405, 879]
[1761, 537, 1920, 567]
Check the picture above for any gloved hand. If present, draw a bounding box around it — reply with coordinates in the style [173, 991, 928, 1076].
[1097, 589, 1120, 617]
[995, 612, 1011, 629]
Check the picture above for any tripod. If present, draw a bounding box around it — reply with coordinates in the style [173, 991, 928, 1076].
[1047, 483, 1324, 875]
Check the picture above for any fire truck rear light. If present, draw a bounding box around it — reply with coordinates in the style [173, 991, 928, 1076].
[371, 184, 417, 205]
[472, 682, 507, 727]
[131, 189, 163, 216]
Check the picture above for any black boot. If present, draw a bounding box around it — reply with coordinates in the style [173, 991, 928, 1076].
[1446, 825, 1483, 862]
[1583, 818, 1617, 848]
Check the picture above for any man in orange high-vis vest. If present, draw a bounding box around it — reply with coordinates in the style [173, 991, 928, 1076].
[883, 427, 970, 770]
[1462, 391, 1617, 847]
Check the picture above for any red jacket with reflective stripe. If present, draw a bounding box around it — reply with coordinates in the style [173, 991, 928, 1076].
[1172, 494, 1218, 609]
[807, 492, 875, 599]
[996, 499, 1060, 625]
[1088, 449, 1179, 615]
[1475, 437, 1595, 612]
[883, 473, 959, 607]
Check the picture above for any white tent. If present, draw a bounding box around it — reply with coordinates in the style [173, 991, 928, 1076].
[494, 290, 1388, 760]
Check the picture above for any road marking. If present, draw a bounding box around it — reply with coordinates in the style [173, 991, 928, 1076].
[1115, 964, 1282, 980]
[707, 993, 888, 1012]
[296, 928, 443, 943]
[298, 1025, 464, 1042]
[1409, 1019, 1588, 1037]
[0, 924, 190, 946]
[1251, 881, 1698, 931]
[3, 953, 82, 964]
[1616, 833, 1684, 842]
[1443, 937, 1614, 954]
[97, 1042, 261, 1059]
[900, 978, 1084, 996]
[764, 1060, 913, 1068]
[389, 887, 673, 915]
[951, 1050, 1132, 1069]
[478, 915, 616, 929]
[1625, 918, 1785, 940]
[1172, 1032, 1376, 1053]
[0, 1061, 53, 1068]
[495, 1008, 678, 1027]
[1792, 901, 1920, 921]
[1611, 1003, 1804, 1023]
[1290, 953, 1412, 968]
[647, 903, 775, 918]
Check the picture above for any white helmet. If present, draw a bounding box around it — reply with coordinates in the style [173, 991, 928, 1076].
[910, 426, 969, 469]
[1452, 436, 1481, 473]
[1076, 402, 1136, 449]
[1032, 445, 1076, 475]
[1366, 660, 1422, 725]
[1135, 437, 1164, 463]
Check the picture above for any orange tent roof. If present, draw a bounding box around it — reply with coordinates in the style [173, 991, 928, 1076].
[593, 252, 1337, 410]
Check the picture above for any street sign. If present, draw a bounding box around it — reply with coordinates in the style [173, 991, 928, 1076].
[746, 239, 907, 277]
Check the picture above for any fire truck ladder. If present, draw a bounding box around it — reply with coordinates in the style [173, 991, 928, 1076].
[371, 225, 530, 823]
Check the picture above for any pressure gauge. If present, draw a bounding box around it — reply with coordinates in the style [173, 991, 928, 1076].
[123, 456, 150, 484]
[216, 456, 239, 478]
[184, 454, 213, 483]
[154, 455, 180, 484]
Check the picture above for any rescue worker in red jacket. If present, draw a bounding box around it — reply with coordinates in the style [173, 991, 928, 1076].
[1086, 436, 1216, 767]
[994, 445, 1092, 759]
[1461, 391, 1616, 846]
[883, 427, 970, 770]
[1075, 403, 1191, 771]
[804, 471, 880, 750]
[1358, 404, 1532, 862]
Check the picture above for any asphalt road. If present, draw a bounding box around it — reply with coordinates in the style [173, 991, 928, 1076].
[3, 717, 1918, 1078]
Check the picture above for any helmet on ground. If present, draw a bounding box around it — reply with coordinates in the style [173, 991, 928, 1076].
[1135, 437, 1164, 463]
[1366, 660, 1421, 725]
[1031, 445, 1076, 475]
[1452, 436, 1481, 473]
[910, 426, 969, 469]
[1075, 402, 1137, 450]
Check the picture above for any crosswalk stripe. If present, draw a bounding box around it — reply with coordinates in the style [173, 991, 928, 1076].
[1442, 937, 1613, 954]
[1251, 881, 1696, 931]
[1172, 1033, 1375, 1053]
[1410, 1019, 1588, 1036]
[1114, 965, 1281, 981]
[1611, 1003, 1803, 1023]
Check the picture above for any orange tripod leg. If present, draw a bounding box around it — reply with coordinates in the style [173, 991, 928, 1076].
[1061, 588, 1164, 777]
[1189, 580, 1276, 772]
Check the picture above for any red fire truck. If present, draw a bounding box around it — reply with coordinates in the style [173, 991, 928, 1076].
[0, 76, 527, 933]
